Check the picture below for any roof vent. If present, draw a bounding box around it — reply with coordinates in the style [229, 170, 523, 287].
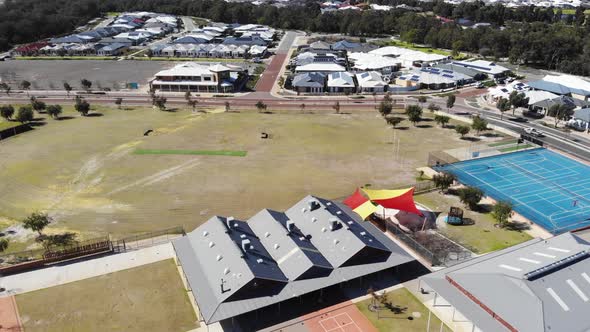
[209, 241, 215, 248]
[299, 236, 305, 241]
[287, 220, 296, 233]
[203, 231, 209, 237]
[240, 234, 246, 239]
[257, 258, 264, 264]
[311, 217, 317, 223]
[241, 239, 251, 252]
[347, 221, 353, 225]
[226, 216, 235, 230]
[265, 232, 270, 238]
[216, 254, 223, 261]
[326, 202, 332, 206]
[274, 243, 280, 249]
[308, 200, 320, 211]
[224, 267, 230, 275]
[329, 218, 340, 231]
[321, 227, 327, 232]
[301, 207, 307, 213]
[360, 231, 367, 236]
[333, 239, 340, 245]
[336, 211, 342, 215]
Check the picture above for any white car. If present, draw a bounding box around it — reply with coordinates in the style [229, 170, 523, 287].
[524, 127, 544, 137]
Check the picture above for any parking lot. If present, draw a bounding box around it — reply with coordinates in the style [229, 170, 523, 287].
[0, 59, 253, 90]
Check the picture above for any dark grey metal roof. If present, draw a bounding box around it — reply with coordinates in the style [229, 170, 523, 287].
[421, 233, 590, 332]
[292, 72, 326, 88]
[574, 108, 590, 122]
[173, 195, 414, 324]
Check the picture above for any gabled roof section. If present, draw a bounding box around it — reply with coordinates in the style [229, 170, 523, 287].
[285, 196, 390, 268]
[248, 209, 332, 280]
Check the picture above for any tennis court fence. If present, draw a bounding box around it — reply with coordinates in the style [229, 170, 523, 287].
[428, 138, 542, 166]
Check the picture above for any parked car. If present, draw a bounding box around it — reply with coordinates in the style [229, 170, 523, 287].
[476, 82, 485, 89]
[509, 116, 528, 123]
[524, 127, 544, 137]
[566, 119, 587, 131]
[252, 57, 262, 63]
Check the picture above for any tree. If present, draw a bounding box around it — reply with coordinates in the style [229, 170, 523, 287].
[455, 124, 470, 138]
[432, 172, 455, 193]
[405, 104, 423, 126]
[19, 80, 31, 93]
[372, 91, 377, 108]
[471, 115, 488, 135]
[278, 76, 285, 91]
[434, 114, 450, 128]
[446, 95, 456, 112]
[0, 82, 10, 95]
[46, 105, 62, 119]
[0, 238, 8, 253]
[115, 98, 123, 109]
[417, 96, 427, 105]
[508, 91, 529, 115]
[15, 106, 34, 123]
[63, 82, 72, 97]
[80, 79, 92, 91]
[188, 99, 198, 112]
[0, 105, 15, 120]
[496, 97, 511, 120]
[332, 101, 340, 114]
[74, 97, 91, 116]
[225, 101, 231, 113]
[427, 102, 440, 113]
[40, 232, 77, 249]
[153, 96, 167, 111]
[492, 201, 513, 228]
[386, 116, 404, 129]
[458, 186, 484, 210]
[184, 91, 191, 102]
[383, 92, 392, 103]
[547, 104, 574, 128]
[255, 100, 267, 113]
[22, 212, 52, 236]
[378, 100, 393, 117]
[31, 98, 46, 113]
[299, 103, 305, 114]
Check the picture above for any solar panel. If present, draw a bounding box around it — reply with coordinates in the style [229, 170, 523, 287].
[443, 74, 454, 78]
[443, 70, 453, 73]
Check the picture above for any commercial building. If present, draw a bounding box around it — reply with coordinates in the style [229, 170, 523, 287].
[348, 52, 401, 74]
[396, 67, 473, 90]
[450, 60, 510, 78]
[149, 62, 245, 93]
[529, 74, 590, 101]
[420, 233, 590, 332]
[369, 46, 449, 68]
[173, 195, 415, 326]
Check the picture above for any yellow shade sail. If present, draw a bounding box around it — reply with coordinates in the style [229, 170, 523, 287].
[353, 200, 378, 220]
[361, 188, 412, 200]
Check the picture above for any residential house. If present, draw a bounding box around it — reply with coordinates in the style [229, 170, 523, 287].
[295, 63, 346, 74]
[327, 72, 356, 93]
[97, 43, 129, 56]
[291, 72, 326, 93]
[356, 71, 387, 93]
[222, 35, 269, 46]
[150, 62, 245, 93]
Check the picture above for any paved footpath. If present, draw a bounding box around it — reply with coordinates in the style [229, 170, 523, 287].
[0, 243, 174, 296]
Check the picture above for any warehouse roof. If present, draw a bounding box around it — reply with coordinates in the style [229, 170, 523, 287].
[421, 233, 590, 332]
[174, 196, 413, 324]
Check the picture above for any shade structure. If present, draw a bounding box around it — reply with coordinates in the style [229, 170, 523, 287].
[343, 188, 378, 220]
[362, 188, 423, 216]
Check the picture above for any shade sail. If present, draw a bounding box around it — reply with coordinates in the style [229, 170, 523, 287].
[362, 188, 423, 216]
[343, 188, 377, 220]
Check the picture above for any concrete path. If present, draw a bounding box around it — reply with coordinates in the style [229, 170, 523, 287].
[0, 243, 174, 296]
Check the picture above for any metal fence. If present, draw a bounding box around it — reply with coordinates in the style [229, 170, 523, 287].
[386, 221, 472, 267]
[112, 226, 185, 251]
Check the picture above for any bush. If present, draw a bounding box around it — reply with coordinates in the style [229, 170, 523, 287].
[458, 186, 484, 210]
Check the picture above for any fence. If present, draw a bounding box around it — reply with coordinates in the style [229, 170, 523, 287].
[385, 221, 472, 267]
[112, 226, 185, 251]
[0, 124, 32, 141]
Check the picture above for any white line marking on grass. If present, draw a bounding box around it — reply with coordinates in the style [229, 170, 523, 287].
[547, 288, 570, 311]
[567, 279, 588, 302]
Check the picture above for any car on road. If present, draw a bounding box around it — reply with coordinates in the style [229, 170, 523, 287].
[509, 116, 528, 123]
[524, 127, 544, 137]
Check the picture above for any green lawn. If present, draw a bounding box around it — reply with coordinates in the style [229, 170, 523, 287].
[498, 144, 533, 153]
[135, 149, 247, 156]
[0, 120, 21, 131]
[16, 259, 198, 332]
[415, 191, 532, 253]
[488, 139, 517, 147]
[554, 8, 590, 14]
[356, 288, 451, 332]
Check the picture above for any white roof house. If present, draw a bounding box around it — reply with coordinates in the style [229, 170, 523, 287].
[348, 52, 401, 72]
[369, 46, 448, 68]
[524, 90, 559, 105]
[327, 72, 355, 88]
[542, 74, 590, 94]
[356, 71, 387, 90]
[295, 63, 346, 73]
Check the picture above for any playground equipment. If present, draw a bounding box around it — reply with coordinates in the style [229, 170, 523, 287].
[444, 206, 464, 225]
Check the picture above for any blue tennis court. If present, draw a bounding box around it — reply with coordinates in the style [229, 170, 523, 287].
[438, 148, 590, 234]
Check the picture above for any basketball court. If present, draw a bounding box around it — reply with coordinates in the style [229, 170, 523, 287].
[440, 148, 590, 234]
